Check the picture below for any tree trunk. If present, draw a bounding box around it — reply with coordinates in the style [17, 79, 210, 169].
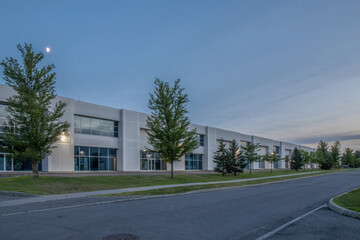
[249, 162, 252, 175]
[32, 161, 39, 178]
[170, 161, 174, 179]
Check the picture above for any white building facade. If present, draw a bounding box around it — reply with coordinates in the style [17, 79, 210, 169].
[0, 84, 314, 172]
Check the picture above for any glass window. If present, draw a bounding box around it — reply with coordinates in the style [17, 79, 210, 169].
[74, 157, 79, 171]
[80, 146, 89, 156]
[274, 146, 280, 154]
[100, 157, 108, 170]
[90, 147, 99, 157]
[100, 148, 108, 157]
[0, 155, 4, 171]
[74, 115, 118, 138]
[198, 135, 205, 146]
[81, 117, 91, 129]
[140, 150, 166, 171]
[74, 146, 116, 171]
[0, 103, 15, 138]
[74, 146, 79, 155]
[259, 161, 265, 168]
[90, 157, 99, 170]
[185, 153, 203, 170]
[109, 149, 116, 158]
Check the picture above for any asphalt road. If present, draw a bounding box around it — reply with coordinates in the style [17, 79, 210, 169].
[0, 170, 359, 240]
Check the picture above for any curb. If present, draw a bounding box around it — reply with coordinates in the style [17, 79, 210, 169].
[328, 189, 360, 220]
[0, 191, 37, 198]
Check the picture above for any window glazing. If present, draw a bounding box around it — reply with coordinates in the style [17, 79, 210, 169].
[274, 146, 280, 154]
[74, 115, 118, 137]
[0, 103, 14, 137]
[198, 135, 204, 147]
[258, 161, 265, 168]
[140, 151, 167, 170]
[185, 153, 203, 170]
[74, 146, 117, 171]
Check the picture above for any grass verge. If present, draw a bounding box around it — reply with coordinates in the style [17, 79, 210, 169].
[103, 171, 342, 197]
[333, 188, 360, 212]
[0, 169, 344, 195]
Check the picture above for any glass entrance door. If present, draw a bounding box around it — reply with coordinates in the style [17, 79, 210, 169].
[0, 153, 13, 171]
[6, 155, 12, 171]
[0, 154, 4, 171]
[148, 159, 154, 170]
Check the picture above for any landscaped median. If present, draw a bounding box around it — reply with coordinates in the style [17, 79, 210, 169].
[329, 187, 360, 220]
[0, 169, 346, 196]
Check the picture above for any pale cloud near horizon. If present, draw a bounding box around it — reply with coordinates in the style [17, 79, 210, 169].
[190, 64, 360, 151]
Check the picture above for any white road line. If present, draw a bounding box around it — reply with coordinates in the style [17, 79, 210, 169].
[255, 204, 327, 240]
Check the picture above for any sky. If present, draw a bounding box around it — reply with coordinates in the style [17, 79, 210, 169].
[1, 0, 360, 151]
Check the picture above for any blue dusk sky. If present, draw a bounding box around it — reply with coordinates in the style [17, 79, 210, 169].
[1, 0, 360, 150]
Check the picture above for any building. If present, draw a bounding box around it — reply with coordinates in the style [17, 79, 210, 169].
[0, 84, 315, 172]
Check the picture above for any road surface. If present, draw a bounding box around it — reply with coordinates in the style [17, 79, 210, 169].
[0, 170, 359, 240]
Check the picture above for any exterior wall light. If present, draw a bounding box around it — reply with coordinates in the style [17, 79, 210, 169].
[60, 134, 66, 142]
[59, 132, 69, 143]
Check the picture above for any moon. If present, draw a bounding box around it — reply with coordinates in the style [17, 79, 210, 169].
[45, 47, 51, 53]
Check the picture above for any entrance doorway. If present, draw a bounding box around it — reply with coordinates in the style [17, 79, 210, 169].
[0, 153, 13, 171]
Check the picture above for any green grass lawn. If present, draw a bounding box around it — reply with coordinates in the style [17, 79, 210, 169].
[333, 188, 360, 212]
[0, 169, 340, 195]
[105, 172, 333, 196]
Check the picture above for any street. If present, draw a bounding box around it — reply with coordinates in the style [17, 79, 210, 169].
[0, 170, 359, 240]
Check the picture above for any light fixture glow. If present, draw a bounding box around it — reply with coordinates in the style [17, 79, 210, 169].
[60, 134, 66, 142]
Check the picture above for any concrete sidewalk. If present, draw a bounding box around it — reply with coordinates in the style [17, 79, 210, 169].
[0, 171, 325, 208]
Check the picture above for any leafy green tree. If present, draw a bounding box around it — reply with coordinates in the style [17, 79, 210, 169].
[241, 143, 260, 175]
[291, 147, 303, 171]
[226, 139, 246, 175]
[262, 152, 281, 173]
[213, 139, 228, 176]
[330, 141, 341, 168]
[300, 150, 310, 171]
[309, 152, 317, 170]
[284, 155, 290, 170]
[146, 78, 198, 179]
[342, 148, 355, 168]
[0, 43, 70, 178]
[316, 140, 332, 170]
[270, 152, 281, 173]
[355, 158, 360, 168]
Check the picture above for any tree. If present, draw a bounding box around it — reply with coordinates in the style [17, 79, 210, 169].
[146, 78, 198, 179]
[270, 152, 281, 173]
[291, 147, 303, 171]
[300, 150, 310, 171]
[284, 155, 290, 171]
[330, 141, 341, 168]
[342, 148, 355, 168]
[226, 139, 246, 175]
[213, 139, 228, 176]
[241, 143, 260, 175]
[262, 152, 281, 173]
[0, 43, 70, 178]
[309, 152, 317, 170]
[316, 140, 332, 170]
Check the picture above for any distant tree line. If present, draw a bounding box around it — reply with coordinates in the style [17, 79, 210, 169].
[213, 139, 360, 176]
